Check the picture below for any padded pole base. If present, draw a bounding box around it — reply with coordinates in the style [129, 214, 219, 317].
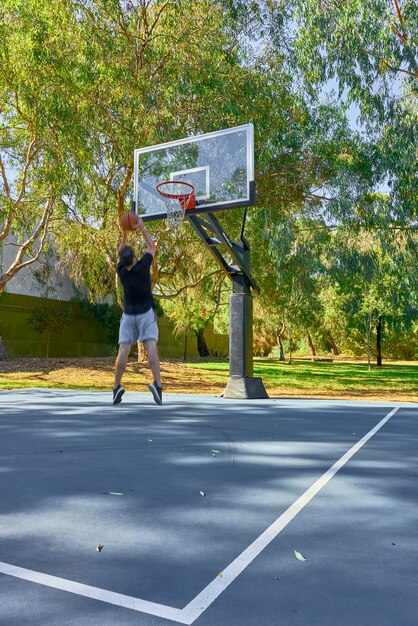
[222, 376, 269, 399]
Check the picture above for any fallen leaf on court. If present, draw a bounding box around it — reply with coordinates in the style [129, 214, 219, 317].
[200, 490, 205, 497]
[103, 492, 124, 496]
[294, 550, 307, 561]
[219, 571, 223, 577]
[96, 545, 104, 552]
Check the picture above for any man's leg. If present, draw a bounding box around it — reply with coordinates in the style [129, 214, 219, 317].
[144, 339, 162, 404]
[113, 342, 131, 404]
[144, 339, 161, 386]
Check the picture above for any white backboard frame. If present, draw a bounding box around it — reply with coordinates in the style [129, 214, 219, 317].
[133, 123, 255, 221]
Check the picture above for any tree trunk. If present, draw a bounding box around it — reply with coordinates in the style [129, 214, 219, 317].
[376, 315, 383, 367]
[183, 330, 188, 362]
[366, 311, 372, 371]
[277, 334, 285, 361]
[327, 334, 340, 355]
[196, 328, 210, 357]
[137, 341, 147, 362]
[0, 336, 9, 360]
[306, 333, 316, 357]
[277, 310, 286, 361]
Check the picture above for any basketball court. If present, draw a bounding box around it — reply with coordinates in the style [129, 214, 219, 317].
[1, 389, 417, 625]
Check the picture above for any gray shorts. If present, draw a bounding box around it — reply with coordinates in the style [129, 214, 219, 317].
[118, 308, 159, 345]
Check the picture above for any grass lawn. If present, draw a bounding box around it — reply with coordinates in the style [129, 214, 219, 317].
[0, 357, 417, 402]
[182, 358, 418, 402]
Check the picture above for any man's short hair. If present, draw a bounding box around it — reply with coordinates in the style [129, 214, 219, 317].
[119, 245, 135, 267]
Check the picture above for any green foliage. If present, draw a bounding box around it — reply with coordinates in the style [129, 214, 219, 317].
[78, 299, 121, 345]
[160, 236, 228, 355]
[28, 302, 72, 335]
[272, 0, 418, 120]
[253, 317, 277, 357]
[28, 301, 73, 357]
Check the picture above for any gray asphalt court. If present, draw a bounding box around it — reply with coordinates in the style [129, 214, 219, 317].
[0, 389, 417, 626]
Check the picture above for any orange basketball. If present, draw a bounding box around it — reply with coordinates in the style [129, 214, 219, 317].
[120, 212, 138, 231]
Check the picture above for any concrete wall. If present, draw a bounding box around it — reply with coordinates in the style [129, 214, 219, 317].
[1, 237, 81, 301]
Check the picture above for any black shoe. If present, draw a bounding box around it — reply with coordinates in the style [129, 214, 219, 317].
[113, 385, 125, 405]
[148, 381, 162, 405]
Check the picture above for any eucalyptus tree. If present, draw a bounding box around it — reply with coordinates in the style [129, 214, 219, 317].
[264, 0, 417, 222]
[241, 0, 417, 360]
[248, 93, 378, 356]
[0, 1, 260, 291]
[265, 0, 417, 117]
[148, 224, 228, 357]
[0, 0, 84, 293]
[328, 221, 418, 367]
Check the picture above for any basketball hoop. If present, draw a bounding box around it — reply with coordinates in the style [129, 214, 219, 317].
[156, 181, 195, 229]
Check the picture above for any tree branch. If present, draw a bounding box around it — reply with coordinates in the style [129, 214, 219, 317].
[155, 269, 224, 299]
[0, 154, 11, 200]
[15, 134, 44, 206]
[117, 162, 134, 215]
[393, 0, 407, 40]
[0, 197, 54, 291]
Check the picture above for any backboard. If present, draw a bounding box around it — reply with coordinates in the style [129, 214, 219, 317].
[133, 123, 254, 221]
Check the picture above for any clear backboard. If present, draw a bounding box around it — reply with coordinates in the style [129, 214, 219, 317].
[133, 123, 255, 221]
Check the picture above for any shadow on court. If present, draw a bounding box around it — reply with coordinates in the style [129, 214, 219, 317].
[0, 390, 417, 625]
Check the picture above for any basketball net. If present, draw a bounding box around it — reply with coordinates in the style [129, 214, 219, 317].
[156, 181, 195, 229]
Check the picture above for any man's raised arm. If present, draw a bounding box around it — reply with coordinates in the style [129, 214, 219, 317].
[134, 216, 156, 258]
[117, 230, 128, 258]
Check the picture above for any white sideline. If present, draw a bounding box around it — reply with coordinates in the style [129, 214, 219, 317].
[0, 407, 399, 624]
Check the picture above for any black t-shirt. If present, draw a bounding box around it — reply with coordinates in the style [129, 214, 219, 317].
[117, 252, 154, 315]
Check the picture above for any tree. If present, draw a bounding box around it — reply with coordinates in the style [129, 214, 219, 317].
[158, 228, 227, 357]
[271, 1, 416, 216]
[28, 302, 73, 358]
[0, 0, 93, 293]
[268, 0, 417, 118]
[328, 224, 418, 367]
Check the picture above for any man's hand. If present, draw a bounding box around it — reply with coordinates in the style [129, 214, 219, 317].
[132, 215, 144, 230]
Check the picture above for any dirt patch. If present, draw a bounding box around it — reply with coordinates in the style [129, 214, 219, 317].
[0, 357, 225, 395]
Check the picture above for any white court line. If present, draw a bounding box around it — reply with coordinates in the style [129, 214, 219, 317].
[181, 406, 399, 623]
[0, 561, 187, 624]
[0, 407, 399, 624]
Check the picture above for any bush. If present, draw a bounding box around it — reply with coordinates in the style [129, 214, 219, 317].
[78, 300, 121, 345]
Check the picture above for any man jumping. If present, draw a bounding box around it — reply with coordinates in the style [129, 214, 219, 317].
[113, 214, 162, 406]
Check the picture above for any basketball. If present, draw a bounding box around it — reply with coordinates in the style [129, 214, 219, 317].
[120, 212, 138, 231]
